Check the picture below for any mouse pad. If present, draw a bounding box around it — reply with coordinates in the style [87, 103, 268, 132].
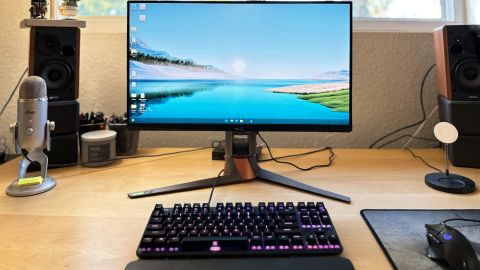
[125, 256, 354, 270]
[361, 209, 480, 270]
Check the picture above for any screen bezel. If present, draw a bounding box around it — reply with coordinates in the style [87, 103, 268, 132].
[127, 0, 352, 132]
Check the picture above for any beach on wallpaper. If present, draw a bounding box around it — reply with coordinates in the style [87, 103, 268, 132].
[129, 39, 350, 118]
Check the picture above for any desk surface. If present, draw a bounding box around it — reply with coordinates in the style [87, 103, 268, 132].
[0, 148, 479, 270]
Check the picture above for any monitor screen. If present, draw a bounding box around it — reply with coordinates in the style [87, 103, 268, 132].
[127, 1, 352, 131]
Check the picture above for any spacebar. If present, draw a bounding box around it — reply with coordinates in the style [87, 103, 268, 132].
[182, 236, 249, 251]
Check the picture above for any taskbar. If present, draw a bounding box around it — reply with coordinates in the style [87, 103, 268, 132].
[129, 117, 349, 125]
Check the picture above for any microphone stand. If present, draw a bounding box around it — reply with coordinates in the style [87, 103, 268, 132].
[6, 121, 56, 197]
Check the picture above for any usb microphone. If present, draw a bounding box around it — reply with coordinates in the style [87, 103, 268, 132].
[7, 76, 57, 197]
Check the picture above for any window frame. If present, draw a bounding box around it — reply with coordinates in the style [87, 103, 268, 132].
[80, 0, 466, 34]
[353, 0, 466, 32]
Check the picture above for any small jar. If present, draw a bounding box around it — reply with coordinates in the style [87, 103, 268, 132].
[81, 130, 116, 167]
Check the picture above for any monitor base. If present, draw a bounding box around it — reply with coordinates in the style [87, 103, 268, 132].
[425, 173, 476, 194]
[128, 131, 351, 203]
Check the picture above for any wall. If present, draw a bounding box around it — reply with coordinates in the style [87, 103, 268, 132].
[0, 2, 440, 150]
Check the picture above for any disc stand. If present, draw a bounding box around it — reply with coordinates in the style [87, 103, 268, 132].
[425, 144, 475, 194]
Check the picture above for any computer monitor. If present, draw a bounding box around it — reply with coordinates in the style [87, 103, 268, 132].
[127, 1, 352, 203]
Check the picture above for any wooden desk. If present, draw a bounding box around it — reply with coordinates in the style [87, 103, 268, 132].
[0, 148, 479, 270]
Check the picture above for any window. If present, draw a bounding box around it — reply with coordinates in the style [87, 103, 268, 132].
[78, 0, 127, 16]
[353, 0, 456, 21]
[75, 0, 466, 32]
[352, 0, 466, 32]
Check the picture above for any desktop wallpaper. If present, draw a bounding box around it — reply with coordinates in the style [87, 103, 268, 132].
[128, 2, 351, 126]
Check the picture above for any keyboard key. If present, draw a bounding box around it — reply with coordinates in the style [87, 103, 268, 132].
[182, 236, 249, 251]
[279, 221, 299, 228]
[264, 235, 276, 245]
[141, 237, 153, 244]
[278, 235, 290, 245]
[275, 228, 301, 235]
[328, 234, 339, 245]
[306, 235, 317, 244]
[154, 237, 167, 247]
[291, 234, 303, 245]
[250, 235, 262, 246]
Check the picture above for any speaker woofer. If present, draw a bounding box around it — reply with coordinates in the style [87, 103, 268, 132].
[40, 60, 73, 90]
[454, 60, 480, 91]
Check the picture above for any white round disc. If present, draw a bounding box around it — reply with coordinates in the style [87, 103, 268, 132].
[433, 122, 458, 144]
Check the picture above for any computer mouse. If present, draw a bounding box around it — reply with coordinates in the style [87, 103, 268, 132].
[425, 223, 479, 270]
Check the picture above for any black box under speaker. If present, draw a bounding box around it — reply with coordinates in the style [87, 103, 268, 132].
[47, 133, 79, 167]
[49, 100, 79, 135]
[438, 95, 480, 135]
[438, 95, 480, 168]
[449, 136, 480, 168]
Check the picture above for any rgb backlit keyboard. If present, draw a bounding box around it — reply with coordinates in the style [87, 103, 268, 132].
[137, 202, 343, 258]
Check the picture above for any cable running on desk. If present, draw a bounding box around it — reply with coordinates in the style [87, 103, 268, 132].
[258, 132, 335, 171]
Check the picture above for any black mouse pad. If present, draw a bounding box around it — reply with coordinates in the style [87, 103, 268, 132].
[125, 256, 354, 270]
[361, 209, 480, 270]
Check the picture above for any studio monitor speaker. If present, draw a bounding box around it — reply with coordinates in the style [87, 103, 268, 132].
[29, 26, 80, 101]
[434, 25, 480, 101]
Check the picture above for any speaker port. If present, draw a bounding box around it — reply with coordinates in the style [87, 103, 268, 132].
[450, 44, 464, 56]
[62, 45, 75, 57]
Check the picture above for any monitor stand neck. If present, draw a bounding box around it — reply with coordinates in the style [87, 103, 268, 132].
[128, 131, 351, 203]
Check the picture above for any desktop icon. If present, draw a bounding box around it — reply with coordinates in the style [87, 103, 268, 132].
[139, 15, 146, 22]
[131, 70, 137, 78]
[139, 3, 146, 10]
[131, 104, 137, 109]
[131, 3, 137, 10]
[140, 104, 146, 110]
[132, 82, 137, 88]
[131, 37, 137, 44]
[131, 93, 137, 98]
[130, 49, 138, 57]
[131, 26, 137, 33]
[140, 93, 145, 99]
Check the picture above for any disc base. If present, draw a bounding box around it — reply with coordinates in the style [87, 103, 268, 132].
[425, 173, 476, 194]
[6, 176, 56, 197]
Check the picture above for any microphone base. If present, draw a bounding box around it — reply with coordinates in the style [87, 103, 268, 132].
[425, 173, 476, 194]
[6, 176, 56, 197]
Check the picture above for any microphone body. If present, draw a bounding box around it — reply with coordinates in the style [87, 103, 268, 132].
[17, 95, 48, 151]
[16, 76, 49, 151]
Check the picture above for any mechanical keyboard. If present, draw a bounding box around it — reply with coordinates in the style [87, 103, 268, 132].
[137, 202, 343, 258]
